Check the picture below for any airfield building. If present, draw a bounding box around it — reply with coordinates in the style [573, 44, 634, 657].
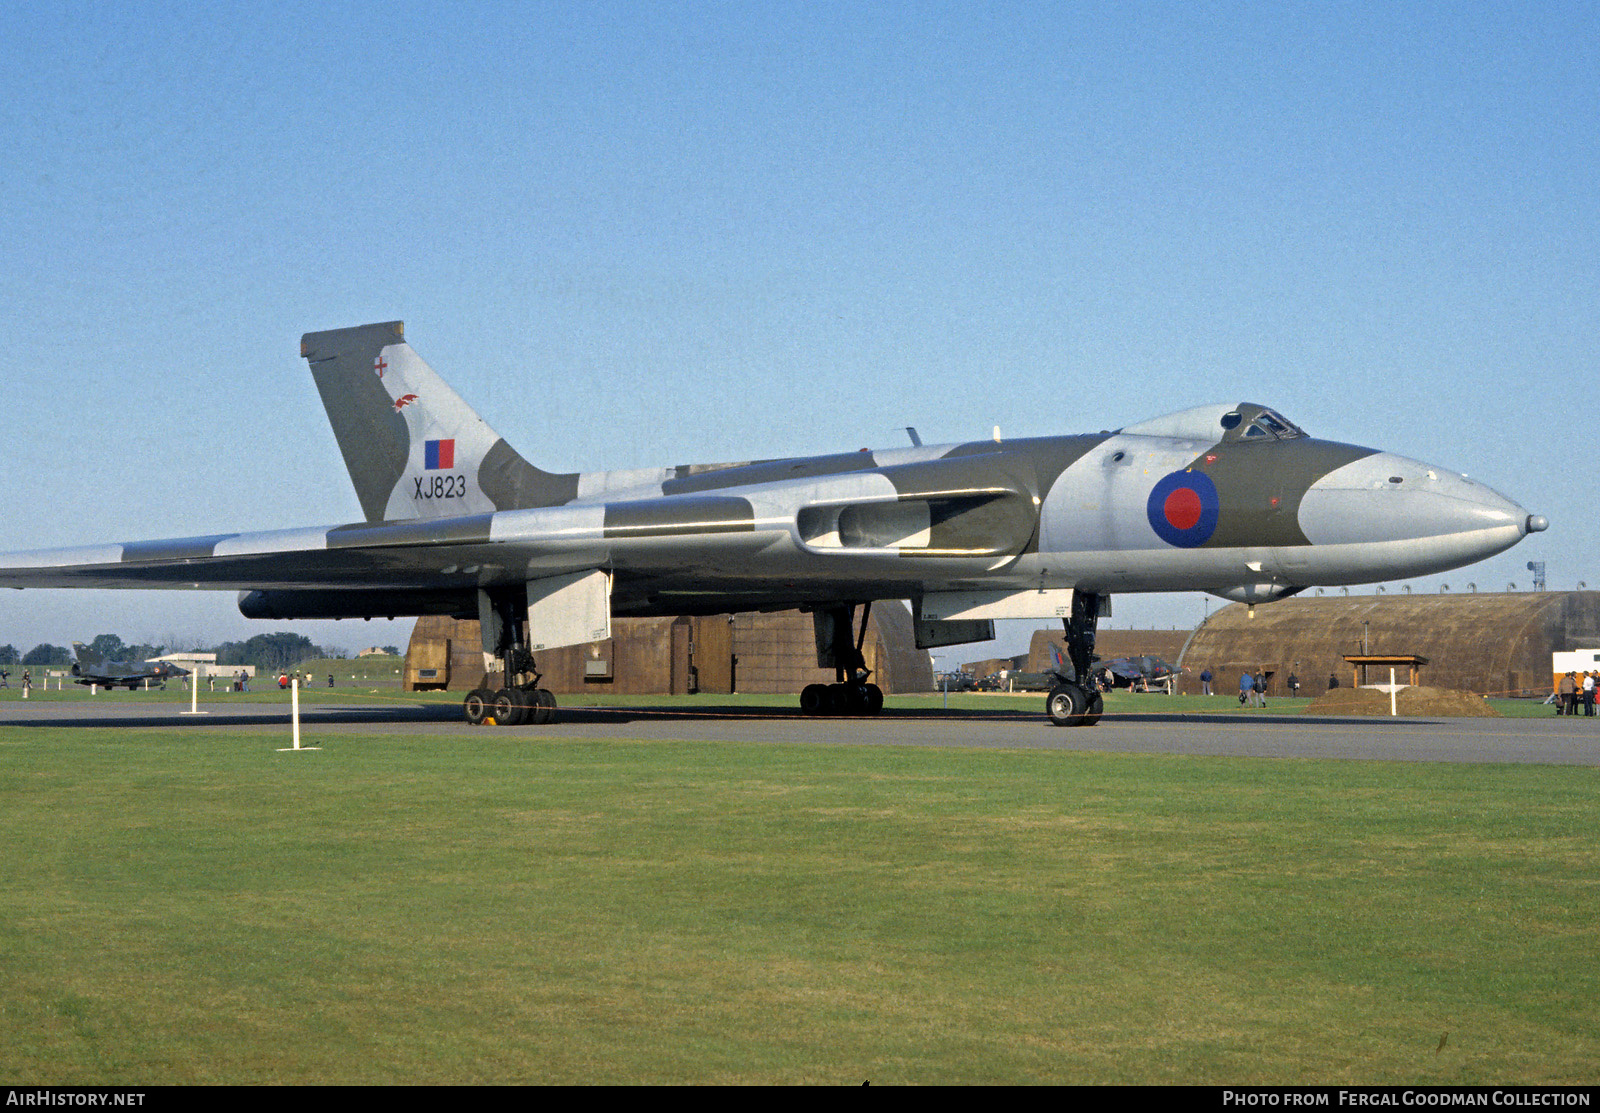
[404, 601, 933, 696]
[1173, 591, 1600, 698]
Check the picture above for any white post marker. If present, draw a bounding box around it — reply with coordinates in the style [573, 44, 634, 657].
[182, 666, 208, 716]
[1391, 668, 1398, 717]
[277, 678, 321, 752]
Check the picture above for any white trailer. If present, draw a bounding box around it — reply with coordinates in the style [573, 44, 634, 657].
[1552, 649, 1600, 688]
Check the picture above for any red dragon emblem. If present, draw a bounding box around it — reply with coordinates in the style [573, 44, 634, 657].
[394, 394, 418, 411]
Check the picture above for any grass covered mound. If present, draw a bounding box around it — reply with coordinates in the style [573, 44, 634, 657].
[1311, 684, 1501, 717]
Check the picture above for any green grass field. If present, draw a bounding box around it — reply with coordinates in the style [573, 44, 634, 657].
[0, 713, 1595, 1084]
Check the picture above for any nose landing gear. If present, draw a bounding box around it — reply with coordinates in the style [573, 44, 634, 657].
[1045, 681, 1103, 727]
[1045, 591, 1107, 727]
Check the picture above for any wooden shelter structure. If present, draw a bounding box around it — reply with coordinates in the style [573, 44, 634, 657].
[1342, 654, 1428, 689]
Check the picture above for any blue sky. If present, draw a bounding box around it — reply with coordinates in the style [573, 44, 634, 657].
[1, 1, 1593, 658]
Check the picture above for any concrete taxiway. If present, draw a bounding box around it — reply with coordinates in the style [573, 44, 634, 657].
[4, 699, 1597, 767]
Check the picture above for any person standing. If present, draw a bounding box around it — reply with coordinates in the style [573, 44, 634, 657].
[1253, 670, 1267, 708]
[1558, 672, 1577, 716]
[1584, 672, 1596, 717]
[1200, 667, 1213, 696]
[1239, 670, 1254, 706]
[1288, 671, 1300, 698]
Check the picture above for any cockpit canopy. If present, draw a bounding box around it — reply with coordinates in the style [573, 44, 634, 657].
[1119, 402, 1306, 443]
[1221, 406, 1305, 441]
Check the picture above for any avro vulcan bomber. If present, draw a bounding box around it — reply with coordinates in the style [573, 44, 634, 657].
[0, 322, 1546, 726]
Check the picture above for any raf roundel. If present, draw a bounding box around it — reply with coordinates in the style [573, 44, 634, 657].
[1146, 470, 1220, 548]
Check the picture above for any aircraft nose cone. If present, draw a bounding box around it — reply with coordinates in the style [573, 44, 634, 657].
[1298, 451, 1536, 577]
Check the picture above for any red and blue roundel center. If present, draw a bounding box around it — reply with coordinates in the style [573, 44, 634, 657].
[1147, 471, 1220, 547]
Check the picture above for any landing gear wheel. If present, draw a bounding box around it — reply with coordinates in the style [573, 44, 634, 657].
[1046, 682, 1088, 727]
[511, 688, 540, 725]
[865, 683, 884, 715]
[800, 684, 827, 716]
[463, 688, 490, 725]
[846, 683, 874, 715]
[1081, 691, 1104, 727]
[835, 684, 858, 715]
[533, 688, 557, 725]
[492, 688, 527, 726]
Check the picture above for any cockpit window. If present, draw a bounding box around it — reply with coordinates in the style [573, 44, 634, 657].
[1255, 410, 1305, 438]
[1224, 407, 1307, 442]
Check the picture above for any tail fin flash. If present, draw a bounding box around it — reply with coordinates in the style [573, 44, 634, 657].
[299, 322, 577, 522]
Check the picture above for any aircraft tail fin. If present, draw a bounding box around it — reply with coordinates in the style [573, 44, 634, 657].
[299, 322, 578, 522]
[72, 642, 101, 669]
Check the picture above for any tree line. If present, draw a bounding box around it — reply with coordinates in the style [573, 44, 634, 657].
[0, 633, 394, 671]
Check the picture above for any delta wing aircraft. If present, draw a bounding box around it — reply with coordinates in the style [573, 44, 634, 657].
[69, 643, 190, 691]
[0, 321, 1546, 726]
[1094, 656, 1183, 692]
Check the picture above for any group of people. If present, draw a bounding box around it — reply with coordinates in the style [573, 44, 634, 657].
[1237, 670, 1273, 707]
[1555, 672, 1597, 716]
[1196, 668, 1305, 706]
[273, 671, 336, 689]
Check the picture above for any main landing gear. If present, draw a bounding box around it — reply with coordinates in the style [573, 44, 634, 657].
[800, 602, 885, 717]
[799, 680, 884, 716]
[465, 591, 559, 726]
[1045, 590, 1107, 728]
[462, 648, 558, 726]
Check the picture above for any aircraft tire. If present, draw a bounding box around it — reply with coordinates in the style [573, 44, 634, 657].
[533, 688, 556, 725]
[1081, 691, 1104, 727]
[825, 683, 849, 715]
[1046, 682, 1088, 727]
[844, 681, 870, 716]
[511, 688, 540, 725]
[463, 688, 490, 725]
[800, 684, 827, 715]
[865, 683, 884, 715]
[492, 688, 526, 726]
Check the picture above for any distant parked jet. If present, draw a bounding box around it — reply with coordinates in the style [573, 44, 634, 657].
[70, 643, 190, 690]
[1094, 656, 1183, 692]
[1045, 644, 1180, 695]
